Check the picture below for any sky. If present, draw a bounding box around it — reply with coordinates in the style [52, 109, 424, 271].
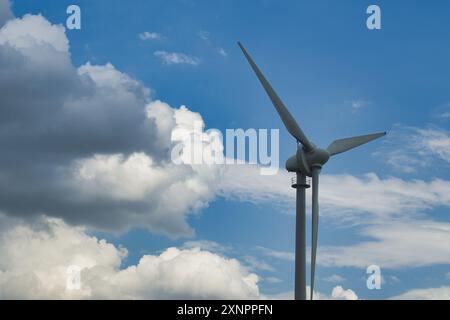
[0, 0, 450, 299]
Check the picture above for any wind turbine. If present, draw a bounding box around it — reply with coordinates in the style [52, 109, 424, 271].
[238, 42, 386, 300]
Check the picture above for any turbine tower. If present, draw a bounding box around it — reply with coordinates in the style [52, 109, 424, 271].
[238, 42, 386, 300]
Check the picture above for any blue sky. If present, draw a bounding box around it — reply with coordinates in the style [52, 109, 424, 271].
[3, 0, 450, 299]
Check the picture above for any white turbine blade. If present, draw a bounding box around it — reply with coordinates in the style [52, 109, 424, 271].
[326, 132, 386, 156]
[310, 167, 320, 300]
[238, 42, 314, 151]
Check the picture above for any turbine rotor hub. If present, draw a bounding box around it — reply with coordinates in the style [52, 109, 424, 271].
[285, 147, 330, 174]
[305, 148, 330, 168]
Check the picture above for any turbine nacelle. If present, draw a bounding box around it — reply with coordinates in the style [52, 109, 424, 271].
[285, 146, 330, 176]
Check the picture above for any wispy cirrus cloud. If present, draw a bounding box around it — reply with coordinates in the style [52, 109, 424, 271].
[182, 240, 231, 253]
[418, 128, 450, 163]
[197, 30, 227, 57]
[319, 219, 450, 269]
[376, 125, 450, 173]
[154, 50, 200, 66]
[391, 286, 450, 300]
[264, 276, 283, 284]
[323, 274, 346, 283]
[220, 162, 450, 271]
[218, 47, 227, 57]
[242, 255, 275, 272]
[440, 112, 450, 119]
[197, 30, 210, 42]
[138, 31, 163, 40]
[219, 164, 450, 222]
[351, 100, 371, 113]
[432, 102, 450, 120]
[255, 246, 295, 261]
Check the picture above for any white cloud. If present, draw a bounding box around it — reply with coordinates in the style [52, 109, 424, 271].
[391, 286, 450, 300]
[264, 277, 282, 284]
[198, 31, 210, 41]
[351, 100, 370, 113]
[182, 240, 231, 253]
[329, 286, 358, 300]
[77, 62, 148, 92]
[0, 214, 362, 300]
[197, 30, 226, 57]
[256, 246, 295, 262]
[221, 165, 450, 270]
[220, 164, 450, 222]
[381, 149, 423, 174]
[154, 50, 200, 65]
[434, 102, 450, 120]
[138, 31, 162, 40]
[416, 128, 450, 163]
[319, 220, 450, 269]
[265, 286, 358, 300]
[440, 112, 450, 119]
[318, 174, 450, 220]
[218, 47, 227, 57]
[242, 256, 274, 272]
[0, 13, 223, 237]
[0, 216, 259, 299]
[219, 165, 292, 209]
[66, 70, 223, 237]
[323, 274, 346, 283]
[0, 14, 68, 53]
[71, 146, 222, 236]
[377, 125, 450, 173]
[382, 275, 400, 285]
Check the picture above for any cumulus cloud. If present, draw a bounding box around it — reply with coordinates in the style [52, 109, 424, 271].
[182, 240, 231, 253]
[0, 216, 259, 299]
[433, 102, 450, 121]
[265, 286, 358, 300]
[0, 14, 68, 53]
[0, 13, 222, 236]
[0, 215, 361, 300]
[440, 112, 450, 119]
[329, 286, 358, 300]
[154, 50, 200, 65]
